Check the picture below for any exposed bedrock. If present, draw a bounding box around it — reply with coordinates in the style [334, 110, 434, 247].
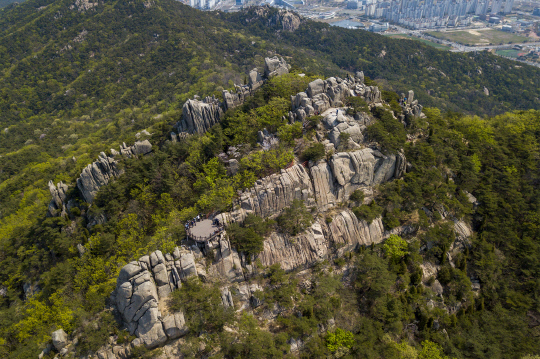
[219, 164, 315, 223]
[179, 97, 223, 135]
[321, 108, 372, 148]
[289, 72, 381, 123]
[255, 211, 384, 271]
[114, 247, 198, 349]
[76, 140, 152, 203]
[114, 210, 385, 347]
[218, 148, 405, 223]
[174, 57, 290, 139]
[47, 180, 68, 217]
[311, 148, 405, 211]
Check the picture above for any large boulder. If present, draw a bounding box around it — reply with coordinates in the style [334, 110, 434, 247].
[264, 56, 290, 78]
[51, 329, 68, 351]
[135, 307, 167, 349]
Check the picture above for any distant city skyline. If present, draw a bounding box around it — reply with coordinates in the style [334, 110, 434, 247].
[363, 0, 514, 29]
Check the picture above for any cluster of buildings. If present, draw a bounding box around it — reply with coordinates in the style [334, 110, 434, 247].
[346, 0, 515, 29]
[188, 0, 221, 10]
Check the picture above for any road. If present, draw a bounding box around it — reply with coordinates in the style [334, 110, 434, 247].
[390, 25, 540, 67]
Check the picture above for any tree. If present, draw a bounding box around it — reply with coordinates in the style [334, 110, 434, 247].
[277, 199, 313, 236]
[301, 143, 325, 162]
[325, 328, 354, 352]
[227, 214, 274, 257]
[383, 234, 409, 263]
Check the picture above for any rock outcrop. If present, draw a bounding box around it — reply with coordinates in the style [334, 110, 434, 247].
[219, 146, 405, 222]
[114, 249, 193, 349]
[51, 329, 68, 352]
[289, 72, 381, 123]
[254, 211, 385, 271]
[47, 181, 68, 217]
[400, 90, 423, 119]
[178, 96, 223, 134]
[219, 164, 315, 224]
[174, 56, 290, 138]
[76, 140, 152, 203]
[322, 109, 368, 148]
[311, 148, 405, 211]
[264, 56, 290, 79]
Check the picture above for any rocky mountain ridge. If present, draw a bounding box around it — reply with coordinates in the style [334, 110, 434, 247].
[172, 56, 290, 139]
[99, 69, 427, 354]
[42, 59, 477, 359]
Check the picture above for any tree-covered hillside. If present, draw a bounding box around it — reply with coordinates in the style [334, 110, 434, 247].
[0, 0, 540, 358]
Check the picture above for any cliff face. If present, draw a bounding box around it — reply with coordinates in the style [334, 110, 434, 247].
[112, 207, 386, 348]
[218, 147, 405, 225]
[111, 144, 403, 348]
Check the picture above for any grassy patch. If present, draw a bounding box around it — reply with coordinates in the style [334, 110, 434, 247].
[427, 29, 530, 46]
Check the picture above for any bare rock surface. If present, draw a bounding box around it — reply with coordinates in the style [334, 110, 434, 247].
[289, 73, 381, 122]
[179, 97, 223, 134]
[76, 140, 152, 203]
[114, 249, 198, 348]
[47, 181, 68, 216]
[51, 329, 68, 351]
[219, 164, 314, 223]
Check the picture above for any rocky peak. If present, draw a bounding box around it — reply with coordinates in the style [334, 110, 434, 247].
[289, 73, 382, 123]
[173, 56, 290, 140]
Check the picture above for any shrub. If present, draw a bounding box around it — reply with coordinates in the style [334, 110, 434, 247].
[227, 214, 274, 257]
[349, 189, 365, 203]
[366, 107, 406, 152]
[75, 312, 118, 356]
[277, 199, 313, 236]
[278, 123, 303, 146]
[301, 143, 325, 162]
[352, 201, 383, 224]
[168, 278, 233, 334]
[383, 234, 409, 263]
[325, 328, 354, 352]
[306, 115, 322, 129]
[70, 207, 81, 217]
[346, 96, 369, 115]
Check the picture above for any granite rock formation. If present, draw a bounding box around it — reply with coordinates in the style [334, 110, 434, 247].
[218, 147, 405, 223]
[178, 96, 223, 134]
[47, 181, 68, 217]
[174, 57, 290, 138]
[289, 72, 381, 123]
[113, 210, 385, 348]
[218, 164, 315, 224]
[264, 56, 290, 78]
[400, 90, 423, 120]
[322, 109, 366, 148]
[76, 140, 152, 203]
[113, 248, 195, 348]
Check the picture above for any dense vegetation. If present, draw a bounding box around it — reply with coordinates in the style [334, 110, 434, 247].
[0, 0, 539, 357]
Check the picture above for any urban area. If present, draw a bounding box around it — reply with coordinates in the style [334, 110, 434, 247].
[184, 0, 540, 66]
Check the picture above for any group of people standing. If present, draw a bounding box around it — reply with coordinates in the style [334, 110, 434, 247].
[185, 214, 202, 231]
